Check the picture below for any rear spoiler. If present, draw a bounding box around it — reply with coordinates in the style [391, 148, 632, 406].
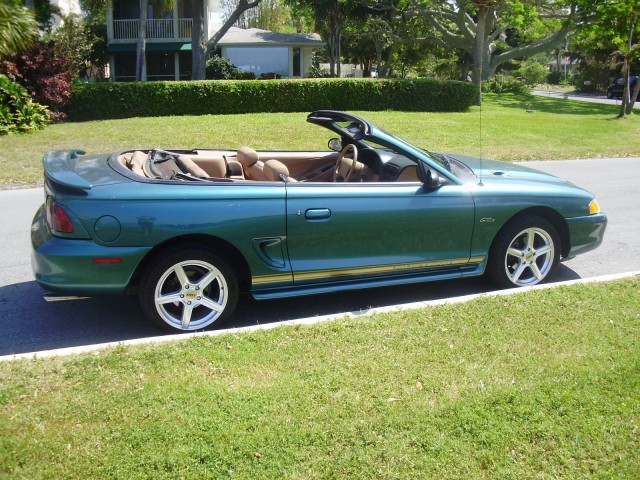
[43, 150, 92, 190]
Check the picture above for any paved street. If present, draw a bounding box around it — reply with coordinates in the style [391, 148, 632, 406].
[532, 89, 640, 108]
[0, 157, 638, 356]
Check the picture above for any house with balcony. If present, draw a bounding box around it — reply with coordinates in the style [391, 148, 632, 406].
[106, 0, 323, 82]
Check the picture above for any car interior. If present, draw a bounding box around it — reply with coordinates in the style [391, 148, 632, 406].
[115, 143, 422, 184]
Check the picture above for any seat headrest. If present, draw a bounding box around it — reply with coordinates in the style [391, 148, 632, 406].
[264, 159, 290, 181]
[237, 146, 259, 167]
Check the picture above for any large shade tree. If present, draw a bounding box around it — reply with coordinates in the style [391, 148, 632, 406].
[285, 0, 366, 76]
[349, 0, 437, 78]
[360, 0, 579, 103]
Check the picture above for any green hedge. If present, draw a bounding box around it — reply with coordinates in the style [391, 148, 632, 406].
[69, 78, 477, 121]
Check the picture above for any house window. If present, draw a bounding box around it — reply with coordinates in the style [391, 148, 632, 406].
[113, 54, 136, 82]
[178, 0, 193, 17]
[179, 52, 192, 80]
[225, 47, 289, 77]
[293, 48, 301, 77]
[113, 0, 138, 20]
[147, 53, 176, 81]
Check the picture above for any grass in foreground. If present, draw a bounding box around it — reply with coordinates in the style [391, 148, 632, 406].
[1, 93, 639, 185]
[1, 278, 639, 479]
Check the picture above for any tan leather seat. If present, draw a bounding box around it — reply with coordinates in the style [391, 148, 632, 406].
[177, 155, 209, 178]
[264, 159, 296, 182]
[237, 146, 267, 180]
[129, 151, 147, 177]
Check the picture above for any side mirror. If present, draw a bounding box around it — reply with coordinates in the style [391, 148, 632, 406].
[328, 138, 342, 152]
[417, 161, 441, 190]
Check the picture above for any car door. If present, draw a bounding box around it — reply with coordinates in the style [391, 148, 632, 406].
[285, 181, 476, 285]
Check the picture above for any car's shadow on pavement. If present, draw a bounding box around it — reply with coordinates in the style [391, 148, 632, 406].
[0, 263, 581, 357]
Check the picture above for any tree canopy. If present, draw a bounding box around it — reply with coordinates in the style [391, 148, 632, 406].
[572, 0, 640, 115]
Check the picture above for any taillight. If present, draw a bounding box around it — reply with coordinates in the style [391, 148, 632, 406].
[46, 198, 74, 233]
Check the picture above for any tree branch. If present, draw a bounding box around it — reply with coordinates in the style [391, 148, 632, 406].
[205, 0, 262, 54]
[489, 24, 572, 72]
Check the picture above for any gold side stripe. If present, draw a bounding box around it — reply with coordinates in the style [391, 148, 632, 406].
[294, 256, 485, 283]
[252, 273, 294, 285]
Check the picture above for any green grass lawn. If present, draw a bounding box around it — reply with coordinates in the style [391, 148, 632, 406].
[1, 93, 639, 185]
[1, 278, 639, 479]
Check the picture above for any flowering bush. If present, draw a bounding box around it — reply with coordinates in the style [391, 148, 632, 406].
[0, 41, 71, 122]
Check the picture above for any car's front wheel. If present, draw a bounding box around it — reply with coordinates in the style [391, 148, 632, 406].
[487, 215, 560, 288]
[139, 248, 238, 332]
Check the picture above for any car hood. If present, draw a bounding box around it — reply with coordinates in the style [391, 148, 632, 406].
[445, 153, 575, 187]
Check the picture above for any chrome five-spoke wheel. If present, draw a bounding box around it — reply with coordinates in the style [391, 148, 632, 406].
[504, 227, 555, 286]
[140, 248, 238, 332]
[488, 215, 560, 288]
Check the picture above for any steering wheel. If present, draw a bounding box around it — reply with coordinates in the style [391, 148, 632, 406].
[333, 143, 359, 182]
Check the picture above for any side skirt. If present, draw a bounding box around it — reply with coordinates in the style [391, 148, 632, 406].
[252, 263, 485, 300]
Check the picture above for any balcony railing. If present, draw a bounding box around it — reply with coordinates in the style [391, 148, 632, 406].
[113, 18, 193, 40]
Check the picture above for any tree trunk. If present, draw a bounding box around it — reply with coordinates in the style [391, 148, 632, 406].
[326, 10, 341, 77]
[191, 0, 205, 80]
[136, 0, 148, 81]
[627, 82, 639, 114]
[472, 6, 487, 106]
[620, 57, 629, 118]
[625, 11, 638, 115]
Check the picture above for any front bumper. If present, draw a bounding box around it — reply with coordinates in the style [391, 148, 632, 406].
[565, 213, 607, 259]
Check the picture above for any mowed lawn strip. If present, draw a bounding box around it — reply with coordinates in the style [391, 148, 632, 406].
[1, 93, 640, 185]
[1, 278, 638, 479]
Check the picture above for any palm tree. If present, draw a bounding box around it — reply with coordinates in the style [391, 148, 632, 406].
[0, 0, 38, 58]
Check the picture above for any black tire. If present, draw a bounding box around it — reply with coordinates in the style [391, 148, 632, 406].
[606, 91, 613, 99]
[486, 215, 560, 289]
[139, 248, 239, 332]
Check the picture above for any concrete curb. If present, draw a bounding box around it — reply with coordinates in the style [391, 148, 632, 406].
[2, 271, 638, 362]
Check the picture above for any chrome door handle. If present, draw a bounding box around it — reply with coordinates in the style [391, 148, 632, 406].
[304, 208, 331, 220]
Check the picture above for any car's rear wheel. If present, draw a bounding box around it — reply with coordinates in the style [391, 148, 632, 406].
[487, 215, 560, 288]
[139, 248, 238, 332]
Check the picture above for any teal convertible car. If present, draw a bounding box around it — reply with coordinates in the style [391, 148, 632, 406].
[31, 111, 607, 332]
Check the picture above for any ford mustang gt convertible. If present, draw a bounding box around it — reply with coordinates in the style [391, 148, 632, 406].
[31, 111, 607, 332]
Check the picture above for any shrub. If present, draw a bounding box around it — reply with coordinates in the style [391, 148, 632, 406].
[0, 40, 71, 121]
[546, 70, 562, 85]
[47, 13, 99, 80]
[0, 74, 49, 135]
[236, 71, 256, 80]
[258, 72, 282, 80]
[205, 55, 239, 80]
[513, 59, 549, 86]
[68, 78, 478, 121]
[482, 75, 530, 95]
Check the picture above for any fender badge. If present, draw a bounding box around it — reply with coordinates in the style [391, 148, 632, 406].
[480, 217, 495, 223]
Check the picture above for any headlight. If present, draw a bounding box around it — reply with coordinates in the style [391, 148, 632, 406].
[589, 199, 601, 215]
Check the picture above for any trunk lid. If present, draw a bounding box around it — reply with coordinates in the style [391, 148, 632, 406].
[43, 150, 127, 191]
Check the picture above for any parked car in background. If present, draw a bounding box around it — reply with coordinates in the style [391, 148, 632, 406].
[607, 76, 638, 99]
[31, 111, 607, 332]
